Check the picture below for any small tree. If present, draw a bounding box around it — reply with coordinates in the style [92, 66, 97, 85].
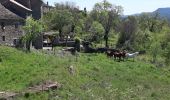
[117, 16, 138, 49]
[22, 17, 44, 51]
[150, 42, 161, 63]
[89, 21, 104, 43]
[62, 25, 72, 47]
[74, 37, 81, 52]
[91, 0, 123, 47]
[43, 10, 73, 38]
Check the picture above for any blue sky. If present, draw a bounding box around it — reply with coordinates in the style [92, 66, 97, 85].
[44, 0, 170, 15]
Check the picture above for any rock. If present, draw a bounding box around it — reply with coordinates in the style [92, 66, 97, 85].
[46, 81, 61, 90]
[68, 65, 75, 75]
[0, 91, 18, 99]
[27, 80, 61, 93]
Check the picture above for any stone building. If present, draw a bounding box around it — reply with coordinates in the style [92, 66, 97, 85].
[0, 0, 53, 20]
[0, 3, 24, 46]
[0, 0, 53, 47]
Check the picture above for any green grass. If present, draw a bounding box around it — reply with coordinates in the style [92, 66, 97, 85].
[0, 46, 170, 100]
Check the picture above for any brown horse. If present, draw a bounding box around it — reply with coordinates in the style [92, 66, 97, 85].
[106, 49, 127, 61]
[106, 50, 114, 58]
[113, 50, 126, 61]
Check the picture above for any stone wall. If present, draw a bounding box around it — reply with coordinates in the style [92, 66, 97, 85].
[0, 20, 24, 46]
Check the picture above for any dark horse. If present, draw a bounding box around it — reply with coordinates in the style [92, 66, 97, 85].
[106, 49, 119, 58]
[106, 50, 126, 61]
[113, 50, 126, 61]
[106, 50, 114, 58]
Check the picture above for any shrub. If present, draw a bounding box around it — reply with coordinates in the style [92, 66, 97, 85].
[150, 42, 161, 63]
[74, 37, 81, 52]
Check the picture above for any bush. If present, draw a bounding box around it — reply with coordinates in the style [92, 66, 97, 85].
[74, 37, 81, 52]
[150, 42, 161, 63]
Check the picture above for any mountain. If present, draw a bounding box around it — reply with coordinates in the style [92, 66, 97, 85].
[124, 7, 170, 21]
[154, 7, 170, 20]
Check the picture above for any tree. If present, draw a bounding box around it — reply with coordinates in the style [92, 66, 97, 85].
[89, 21, 104, 43]
[22, 17, 44, 51]
[117, 16, 138, 49]
[54, 1, 85, 34]
[62, 25, 72, 47]
[43, 9, 73, 38]
[134, 29, 152, 50]
[91, 0, 123, 47]
[138, 13, 167, 33]
[150, 42, 161, 63]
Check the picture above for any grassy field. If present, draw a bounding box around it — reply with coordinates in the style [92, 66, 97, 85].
[0, 46, 170, 100]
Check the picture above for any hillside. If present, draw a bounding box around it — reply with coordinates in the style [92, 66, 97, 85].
[154, 8, 170, 20]
[0, 46, 170, 99]
[128, 7, 170, 21]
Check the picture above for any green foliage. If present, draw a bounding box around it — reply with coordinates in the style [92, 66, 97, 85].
[22, 17, 44, 51]
[91, 0, 123, 47]
[43, 10, 73, 33]
[23, 17, 43, 42]
[89, 21, 104, 43]
[134, 30, 152, 50]
[62, 25, 72, 36]
[75, 26, 83, 36]
[75, 19, 85, 36]
[137, 13, 167, 33]
[150, 42, 161, 63]
[117, 16, 138, 49]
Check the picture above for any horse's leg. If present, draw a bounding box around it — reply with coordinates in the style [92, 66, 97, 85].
[125, 56, 127, 61]
[116, 56, 118, 61]
[118, 56, 121, 62]
[121, 55, 124, 61]
[122, 57, 124, 61]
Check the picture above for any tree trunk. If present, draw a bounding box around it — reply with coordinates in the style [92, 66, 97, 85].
[59, 29, 62, 40]
[26, 40, 32, 51]
[104, 31, 109, 48]
[66, 35, 68, 47]
[105, 36, 108, 48]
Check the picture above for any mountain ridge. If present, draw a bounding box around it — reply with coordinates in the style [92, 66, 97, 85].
[124, 7, 170, 21]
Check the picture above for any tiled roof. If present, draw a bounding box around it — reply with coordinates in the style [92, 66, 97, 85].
[0, 3, 23, 20]
[9, 0, 32, 12]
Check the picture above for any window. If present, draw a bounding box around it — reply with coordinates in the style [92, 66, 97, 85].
[15, 22, 20, 29]
[1, 22, 5, 31]
[13, 38, 20, 45]
[2, 36, 5, 41]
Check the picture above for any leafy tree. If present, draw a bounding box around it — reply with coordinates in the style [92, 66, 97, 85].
[117, 16, 138, 49]
[75, 18, 86, 37]
[138, 13, 167, 33]
[22, 17, 44, 51]
[150, 42, 161, 63]
[43, 10, 73, 38]
[91, 0, 123, 47]
[62, 25, 72, 47]
[134, 29, 152, 50]
[89, 21, 104, 43]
